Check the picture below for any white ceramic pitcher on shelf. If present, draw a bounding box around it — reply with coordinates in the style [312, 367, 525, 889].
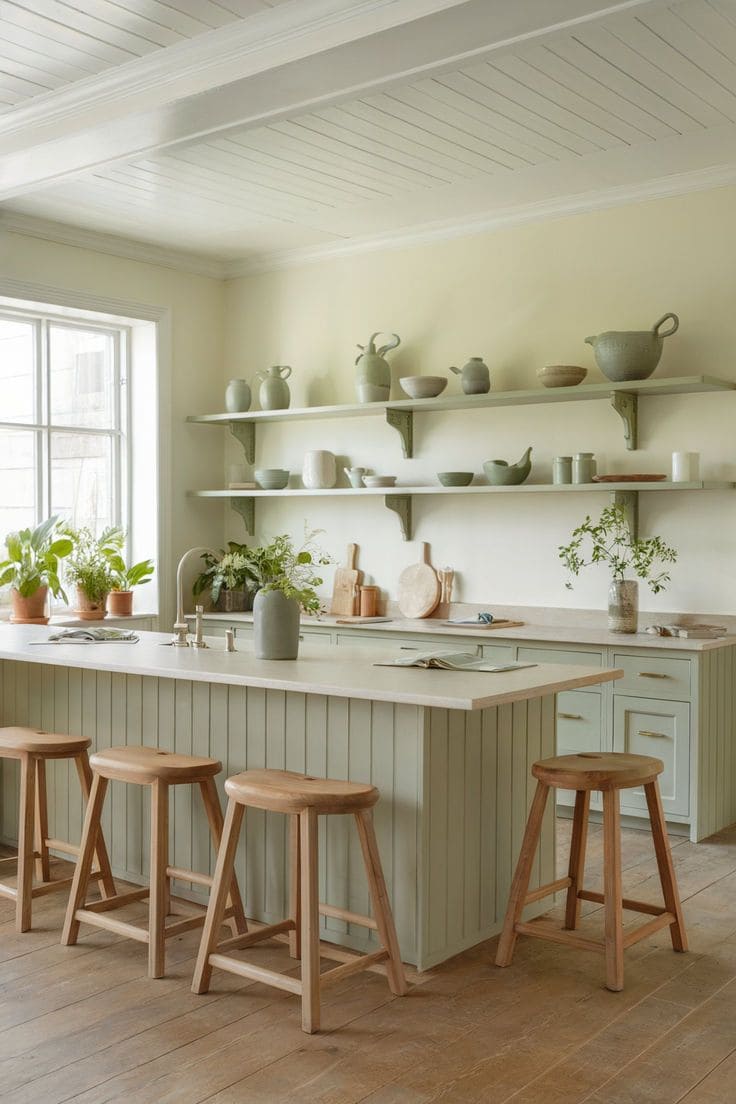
[302, 450, 337, 489]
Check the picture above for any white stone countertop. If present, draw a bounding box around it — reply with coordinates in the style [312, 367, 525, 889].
[0, 625, 621, 711]
[189, 610, 736, 652]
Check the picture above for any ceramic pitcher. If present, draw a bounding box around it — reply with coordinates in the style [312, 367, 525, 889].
[449, 357, 490, 394]
[257, 365, 292, 410]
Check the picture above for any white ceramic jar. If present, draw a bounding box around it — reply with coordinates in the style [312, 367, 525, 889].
[671, 451, 699, 482]
[302, 450, 337, 489]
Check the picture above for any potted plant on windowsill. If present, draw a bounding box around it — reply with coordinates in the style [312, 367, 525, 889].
[193, 543, 258, 613]
[559, 503, 677, 633]
[0, 516, 73, 624]
[248, 530, 331, 659]
[102, 532, 155, 617]
[64, 527, 122, 621]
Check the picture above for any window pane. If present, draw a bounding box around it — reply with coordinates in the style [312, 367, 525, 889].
[0, 428, 36, 546]
[50, 432, 113, 534]
[0, 318, 35, 424]
[50, 326, 115, 429]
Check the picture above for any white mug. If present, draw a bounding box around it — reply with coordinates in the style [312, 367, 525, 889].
[302, 450, 337, 489]
[672, 451, 699, 482]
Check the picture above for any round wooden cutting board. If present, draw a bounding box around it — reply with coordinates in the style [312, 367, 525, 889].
[398, 542, 441, 619]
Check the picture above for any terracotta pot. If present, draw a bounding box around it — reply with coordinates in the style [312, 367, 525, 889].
[76, 586, 108, 621]
[107, 590, 133, 617]
[10, 586, 49, 624]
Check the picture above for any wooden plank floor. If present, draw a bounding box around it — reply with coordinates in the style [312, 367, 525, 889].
[2, 818, 736, 1104]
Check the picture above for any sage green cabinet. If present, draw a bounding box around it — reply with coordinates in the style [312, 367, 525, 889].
[612, 696, 690, 818]
[612, 653, 691, 701]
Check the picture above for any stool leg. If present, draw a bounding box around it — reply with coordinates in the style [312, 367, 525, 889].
[62, 774, 108, 946]
[198, 778, 247, 936]
[34, 758, 51, 884]
[300, 806, 320, 1034]
[564, 790, 590, 931]
[355, 809, 407, 996]
[74, 753, 115, 898]
[192, 798, 244, 995]
[149, 780, 169, 979]
[495, 781, 550, 967]
[289, 814, 301, 959]
[16, 753, 36, 933]
[645, 781, 688, 953]
[602, 789, 624, 992]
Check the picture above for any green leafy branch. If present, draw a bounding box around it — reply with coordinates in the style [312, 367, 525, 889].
[559, 504, 677, 594]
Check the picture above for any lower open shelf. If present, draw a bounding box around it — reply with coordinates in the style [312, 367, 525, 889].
[189, 481, 734, 540]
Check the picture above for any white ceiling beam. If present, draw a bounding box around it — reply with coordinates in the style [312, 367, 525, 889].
[0, 0, 663, 200]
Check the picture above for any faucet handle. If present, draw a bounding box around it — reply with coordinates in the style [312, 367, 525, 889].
[172, 622, 190, 647]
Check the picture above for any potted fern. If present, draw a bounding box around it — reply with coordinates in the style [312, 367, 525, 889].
[64, 527, 121, 620]
[559, 503, 677, 633]
[0, 516, 72, 624]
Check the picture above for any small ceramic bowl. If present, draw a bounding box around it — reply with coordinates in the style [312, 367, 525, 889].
[399, 375, 448, 399]
[255, 468, 289, 490]
[363, 475, 397, 488]
[537, 365, 587, 388]
[437, 471, 473, 487]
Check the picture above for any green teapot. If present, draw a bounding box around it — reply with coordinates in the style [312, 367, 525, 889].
[355, 332, 400, 403]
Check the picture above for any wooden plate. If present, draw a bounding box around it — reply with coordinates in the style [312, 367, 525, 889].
[592, 474, 667, 483]
[398, 543, 440, 619]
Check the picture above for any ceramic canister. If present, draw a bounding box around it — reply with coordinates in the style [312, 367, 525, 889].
[553, 456, 572, 485]
[302, 450, 337, 489]
[572, 452, 596, 484]
[672, 451, 700, 482]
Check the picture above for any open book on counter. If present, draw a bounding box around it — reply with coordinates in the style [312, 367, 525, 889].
[374, 651, 538, 673]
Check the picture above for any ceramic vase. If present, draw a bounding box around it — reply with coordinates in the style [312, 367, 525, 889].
[10, 585, 48, 624]
[608, 579, 638, 634]
[303, 450, 337, 488]
[254, 588, 300, 659]
[355, 332, 400, 403]
[258, 366, 291, 410]
[225, 379, 252, 413]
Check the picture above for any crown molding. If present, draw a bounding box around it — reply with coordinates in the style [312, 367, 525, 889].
[0, 212, 227, 280]
[224, 162, 736, 279]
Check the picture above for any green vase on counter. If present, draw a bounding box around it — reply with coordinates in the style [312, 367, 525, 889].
[253, 588, 300, 659]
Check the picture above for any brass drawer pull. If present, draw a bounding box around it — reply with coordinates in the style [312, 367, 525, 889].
[638, 729, 671, 739]
[557, 712, 584, 721]
[638, 671, 670, 679]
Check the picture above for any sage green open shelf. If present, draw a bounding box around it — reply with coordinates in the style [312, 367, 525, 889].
[189, 480, 735, 541]
[187, 375, 736, 458]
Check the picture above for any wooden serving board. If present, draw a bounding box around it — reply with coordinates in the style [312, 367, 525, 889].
[330, 543, 363, 616]
[440, 619, 525, 629]
[398, 543, 440, 619]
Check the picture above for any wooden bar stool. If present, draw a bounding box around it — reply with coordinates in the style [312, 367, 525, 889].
[62, 746, 247, 978]
[496, 752, 687, 991]
[0, 726, 115, 932]
[192, 769, 407, 1033]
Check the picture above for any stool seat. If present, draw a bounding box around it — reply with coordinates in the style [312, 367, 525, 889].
[532, 752, 664, 791]
[91, 746, 221, 785]
[0, 726, 90, 759]
[225, 769, 379, 814]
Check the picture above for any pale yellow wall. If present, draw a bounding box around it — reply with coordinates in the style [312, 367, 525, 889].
[223, 185, 736, 614]
[0, 230, 226, 625]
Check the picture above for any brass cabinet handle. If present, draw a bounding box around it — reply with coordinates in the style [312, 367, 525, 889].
[557, 712, 584, 721]
[638, 671, 670, 679]
[638, 729, 671, 738]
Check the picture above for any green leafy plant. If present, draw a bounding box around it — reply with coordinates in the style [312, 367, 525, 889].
[559, 504, 677, 593]
[101, 529, 155, 592]
[248, 529, 332, 614]
[64, 526, 122, 602]
[0, 516, 73, 601]
[193, 542, 257, 606]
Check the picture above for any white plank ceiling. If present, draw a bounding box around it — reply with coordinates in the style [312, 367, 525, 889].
[2, 0, 736, 271]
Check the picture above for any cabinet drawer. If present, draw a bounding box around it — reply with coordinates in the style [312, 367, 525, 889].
[555, 691, 603, 810]
[479, 643, 516, 663]
[518, 647, 603, 692]
[612, 654, 691, 700]
[613, 696, 690, 817]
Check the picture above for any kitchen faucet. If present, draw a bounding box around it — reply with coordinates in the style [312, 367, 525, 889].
[171, 546, 217, 646]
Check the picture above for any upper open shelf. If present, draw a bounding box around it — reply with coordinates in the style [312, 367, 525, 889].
[187, 375, 736, 458]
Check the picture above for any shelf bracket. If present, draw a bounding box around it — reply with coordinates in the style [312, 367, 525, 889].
[610, 392, 638, 451]
[384, 494, 412, 541]
[230, 497, 255, 536]
[385, 409, 413, 458]
[230, 421, 255, 464]
[610, 490, 638, 539]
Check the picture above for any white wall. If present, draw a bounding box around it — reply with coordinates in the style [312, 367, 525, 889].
[223, 185, 736, 615]
[0, 230, 226, 626]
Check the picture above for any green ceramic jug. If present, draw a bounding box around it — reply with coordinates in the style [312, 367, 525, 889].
[355, 332, 400, 403]
[449, 356, 490, 394]
[585, 313, 679, 382]
[257, 365, 291, 410]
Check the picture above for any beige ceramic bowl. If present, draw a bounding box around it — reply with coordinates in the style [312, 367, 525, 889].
[399, 375, 447, 399]
[537, 365, 587, 388]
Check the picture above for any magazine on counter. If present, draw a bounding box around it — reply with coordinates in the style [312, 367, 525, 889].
[30, 628, 140, 644]
[374, 651, 537, 672]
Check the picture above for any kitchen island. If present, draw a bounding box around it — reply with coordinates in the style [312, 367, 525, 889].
[0, 625, 620, 968]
